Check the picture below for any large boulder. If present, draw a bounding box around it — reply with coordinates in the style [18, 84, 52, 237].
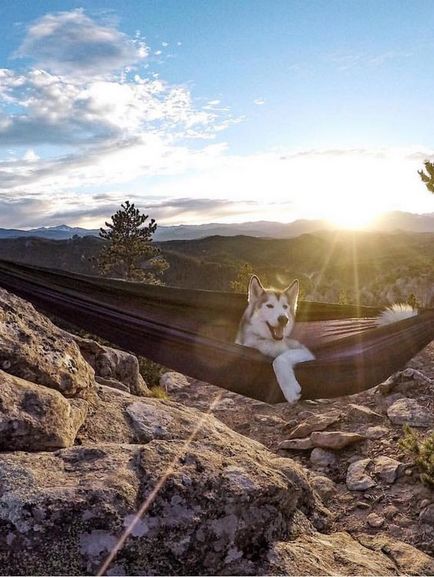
[387, 398, 433, 428]
[0, 383, 430, 575]
[71, 335, 149, 396]
[0, 289, 94, 397]
[0, 396, 331, 575]
[0, 370, 88, 451]
[265, 532, 434, 576]
[0, 380, 429, 576]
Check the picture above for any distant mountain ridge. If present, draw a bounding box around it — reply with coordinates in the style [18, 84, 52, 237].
[0, 224, 100, 240]
[1, 211, 433, 241]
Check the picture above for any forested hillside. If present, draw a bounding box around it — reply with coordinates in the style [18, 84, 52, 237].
[162, 231, 434, 306]
[0, 230, 433, 306]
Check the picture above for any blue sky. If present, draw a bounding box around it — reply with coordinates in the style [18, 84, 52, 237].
[0, 1, 433, 228]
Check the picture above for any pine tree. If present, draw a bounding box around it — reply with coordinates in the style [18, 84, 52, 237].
[418, 161, 434, 193]
[98, 201, 168, 283]
[230, 263, 255, 293]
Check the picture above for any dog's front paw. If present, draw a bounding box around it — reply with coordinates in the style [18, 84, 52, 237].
[272, 355, 302, 404]
[282, 385, 301, 404]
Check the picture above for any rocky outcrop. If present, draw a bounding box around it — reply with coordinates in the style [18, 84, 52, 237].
[265, 531, 434, 576]
[356, 534, 434, 576]
[71, 335, 149, 396]
[0, 370, 87, 451]
[387, 398, 433, 427]
[0, 387, 334, 575]
[168, 325, 434, 570]
[0, 381, 427, 576]
[0, 289, 94, 397]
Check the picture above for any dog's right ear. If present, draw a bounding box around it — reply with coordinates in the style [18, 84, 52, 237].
[248, 275, 265, 303]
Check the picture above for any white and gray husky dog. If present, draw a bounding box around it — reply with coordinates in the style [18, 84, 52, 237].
[235, 275, 314, 403]
[236, 275, 419, 404]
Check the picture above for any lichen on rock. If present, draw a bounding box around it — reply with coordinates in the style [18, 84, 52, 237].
[0, 289, 94, 397]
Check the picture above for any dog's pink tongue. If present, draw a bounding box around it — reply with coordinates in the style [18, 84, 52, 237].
[273, 325, 284, 340]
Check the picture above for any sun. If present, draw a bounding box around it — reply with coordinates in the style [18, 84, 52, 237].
[325, 204, 380, 230]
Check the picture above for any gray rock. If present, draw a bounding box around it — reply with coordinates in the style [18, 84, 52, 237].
[278, 437, 314, 451]
[286, 412, 341, 439]
[160, 371, 190, 392]
[365, 426, 389, 439]
[95, 376, 129, 392]
[0, 288, 94, 397]
[72, 335, 149, 396]
[0, 290, 431, 576]
[254, 414, 285, 425]
[367, 512, 385, 528]
[373, 456, 402, 484]
[0, 370, 87, 450]
[346, 459, 376, 491]
[348, 404, 383, 421]
[126, 401, 174, 442]
[264, 532, 432, 576]
[213, 397, 236, 411]
[387, 398, 433, 427]
[310, 475, 337, 502]
[382, 393, 406, 408]
[356, 534, 434, 576]
[310, 431, 366, 450]
[310, 448, 338, 468]
[0, 406, 330, 576]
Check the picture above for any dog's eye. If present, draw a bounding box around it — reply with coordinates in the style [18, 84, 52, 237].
[266, 304, 274, 309]
[283, 305, 288, 309]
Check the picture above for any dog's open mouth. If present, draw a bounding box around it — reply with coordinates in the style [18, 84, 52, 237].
[266, 322, 284, 341]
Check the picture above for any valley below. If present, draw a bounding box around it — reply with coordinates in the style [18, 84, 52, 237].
[0, 229, 433, 307]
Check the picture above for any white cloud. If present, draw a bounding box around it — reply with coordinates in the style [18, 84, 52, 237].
[15, 9, 147, 76]
[0, 9, 236, 219]
[0, 67, 219, 146]
[47, 197, 260, 226]
[1, 145, 433, 228]
[0, 197, 52, 228]
[253, 98, 265, 105]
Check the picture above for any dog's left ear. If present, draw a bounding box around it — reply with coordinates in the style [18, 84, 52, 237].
[284, 279, 299, 311]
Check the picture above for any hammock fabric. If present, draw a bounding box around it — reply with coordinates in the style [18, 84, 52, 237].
[0, 259, 432, 404]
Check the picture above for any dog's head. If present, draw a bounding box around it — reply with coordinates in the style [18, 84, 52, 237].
[247, 275, 299, 341]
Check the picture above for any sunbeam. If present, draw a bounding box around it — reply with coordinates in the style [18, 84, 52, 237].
[97, 391, 225, 576]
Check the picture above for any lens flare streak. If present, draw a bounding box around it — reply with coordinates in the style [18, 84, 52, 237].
[97, 391, 225, 576]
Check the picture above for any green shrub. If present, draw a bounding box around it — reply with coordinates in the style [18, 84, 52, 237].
[138, 356, 166, 388]
[399, 424, 434, 487]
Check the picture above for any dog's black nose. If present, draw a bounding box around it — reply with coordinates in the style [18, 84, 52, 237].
[278, 315, 289, 326]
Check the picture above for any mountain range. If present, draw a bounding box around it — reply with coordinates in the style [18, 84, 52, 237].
[0, 211, 433, 241]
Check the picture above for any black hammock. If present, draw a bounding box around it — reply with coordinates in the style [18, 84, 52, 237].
[0, 259, 432, 404]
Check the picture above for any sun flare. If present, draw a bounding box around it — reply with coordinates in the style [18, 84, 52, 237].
[323, 202, 382, 230]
